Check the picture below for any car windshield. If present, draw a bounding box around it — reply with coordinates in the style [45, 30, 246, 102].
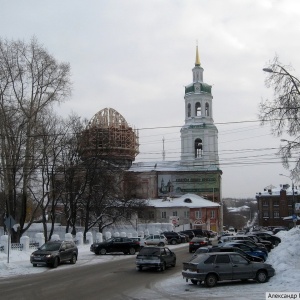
[139, 248, 160, 255]
[105, 238, 114, 242]
[40, 243, 61, 251]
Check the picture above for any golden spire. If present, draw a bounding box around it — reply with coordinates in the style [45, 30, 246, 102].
[195, 45, 200, 66]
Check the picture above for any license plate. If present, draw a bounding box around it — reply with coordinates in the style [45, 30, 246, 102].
[34, 257, 42, 260]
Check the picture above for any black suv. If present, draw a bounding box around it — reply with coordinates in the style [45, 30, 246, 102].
[90, 237, 140, 255]
[136, 246, 176, 271]
[30, 240, 78, 268]
[162, 231, 181, 245]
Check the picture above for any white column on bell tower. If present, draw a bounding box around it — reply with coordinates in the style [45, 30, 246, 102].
[180, 47, 219, 170]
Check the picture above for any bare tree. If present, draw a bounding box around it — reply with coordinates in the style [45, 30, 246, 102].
[260, 55, 300, 180]
[0, 37, 71, 241]
[58, 115, 88, 236]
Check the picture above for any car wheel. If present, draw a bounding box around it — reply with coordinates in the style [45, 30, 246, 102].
[52, 257, 59, 268]
[100, 248, 107, 255]
[205, 274, 217, 287]
[33, 264, 37, 267]
[191, 279, 199, 285]
[171, 239, 177, 245]
[159, 262, 166, 272]
[256, 270, 268, 283]
[129, 247, 136, 255]
[70, 254, 77, 264]
[137, 266, 143, 271]
[158, 242, 165, 246]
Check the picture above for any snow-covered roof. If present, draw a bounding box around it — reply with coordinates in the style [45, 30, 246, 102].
[256, 184, 300, 197]
[147, 193, 220, 208]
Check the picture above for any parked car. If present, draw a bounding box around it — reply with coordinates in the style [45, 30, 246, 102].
[220, 236, 268, 256]
[182, 252, 275, 287]
[162, 231, 181, 245]
[191, 229, 206, 237]
[250, 232, 281, 246]
[30, 240, 78, 268]
[247, 234, 274, 252]
[189, 237, 209, 253]
[178, 232, 190, 242]
[130, 237, 146, 248]
[272, 227, 288, 234]
[223, 242, 268, 261]
[192, 246, 264, 262]
[136, 246, 176, 271]
[179, 230, 195, 240]
[144, 234, 168, 246]
[90, 237, 140, 255]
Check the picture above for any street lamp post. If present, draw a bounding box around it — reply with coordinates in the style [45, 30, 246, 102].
[279, 173, 296, 227]
[263, 66, 300, 94]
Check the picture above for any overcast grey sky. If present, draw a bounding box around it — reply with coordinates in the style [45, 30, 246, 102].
[1, 0, 300, 198]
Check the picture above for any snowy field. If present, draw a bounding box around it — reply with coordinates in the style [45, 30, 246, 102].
[0, 228, 300, 300]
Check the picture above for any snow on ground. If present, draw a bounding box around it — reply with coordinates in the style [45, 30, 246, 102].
[0, 228, 300, 299]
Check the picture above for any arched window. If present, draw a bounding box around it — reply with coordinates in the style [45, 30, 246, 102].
[205, 102, 209, 116]
[195, 102, 201, 116]
[194, 138, 203, 158]
[187, 103, 191, 117]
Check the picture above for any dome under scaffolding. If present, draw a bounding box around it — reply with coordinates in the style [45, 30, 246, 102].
[79, 108, 139, 169]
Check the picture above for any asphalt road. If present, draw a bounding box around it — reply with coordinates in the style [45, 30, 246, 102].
[0, 246, 191, 300]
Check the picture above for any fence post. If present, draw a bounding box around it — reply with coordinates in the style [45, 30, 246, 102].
[20, 236, 29, 251]
[76, 232, 83, 245]
[35, 233, 45, 247]
[105, 232, 111, 240]
[0, 235, 9, 254]
[96, 232, 103, 243]
[86, 232, 93, 244]
[65, 233, 73, 241]
[51, 234, 60, 241]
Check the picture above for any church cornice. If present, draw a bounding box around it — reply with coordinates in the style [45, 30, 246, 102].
[185, 83, 212, 95]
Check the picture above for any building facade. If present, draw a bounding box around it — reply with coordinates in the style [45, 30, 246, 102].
[256, 184, 300, 228]
[145, 194, 220, 232]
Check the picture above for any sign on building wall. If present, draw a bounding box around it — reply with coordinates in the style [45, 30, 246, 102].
[158, 174, 219, 197]
[169, 216, 180, 226]
[295, 202, 300, 212]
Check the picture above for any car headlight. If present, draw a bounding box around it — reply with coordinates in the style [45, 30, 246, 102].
[45, 254, 52, 258]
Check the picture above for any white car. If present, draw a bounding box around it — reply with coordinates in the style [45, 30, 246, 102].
[144, 234, 168, 246]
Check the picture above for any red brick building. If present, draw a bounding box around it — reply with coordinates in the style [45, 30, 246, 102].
[256, 185, 300, 228]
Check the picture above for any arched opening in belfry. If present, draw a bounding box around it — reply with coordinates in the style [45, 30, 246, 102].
[194, 138, 203, 158]
[195, 102, 201, 116]
[187, 103, 191, 117]
[205, 102, 209, 116]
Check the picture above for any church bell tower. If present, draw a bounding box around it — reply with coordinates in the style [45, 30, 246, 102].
[180, 47, 219, 169]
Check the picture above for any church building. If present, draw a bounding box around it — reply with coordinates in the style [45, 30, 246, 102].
[127, 47, 223, 232]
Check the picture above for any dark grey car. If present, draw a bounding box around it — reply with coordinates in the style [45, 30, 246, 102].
[30, 240, 78, 268]
[182, 252, 275, 287]
[136, 246, 176, 271]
